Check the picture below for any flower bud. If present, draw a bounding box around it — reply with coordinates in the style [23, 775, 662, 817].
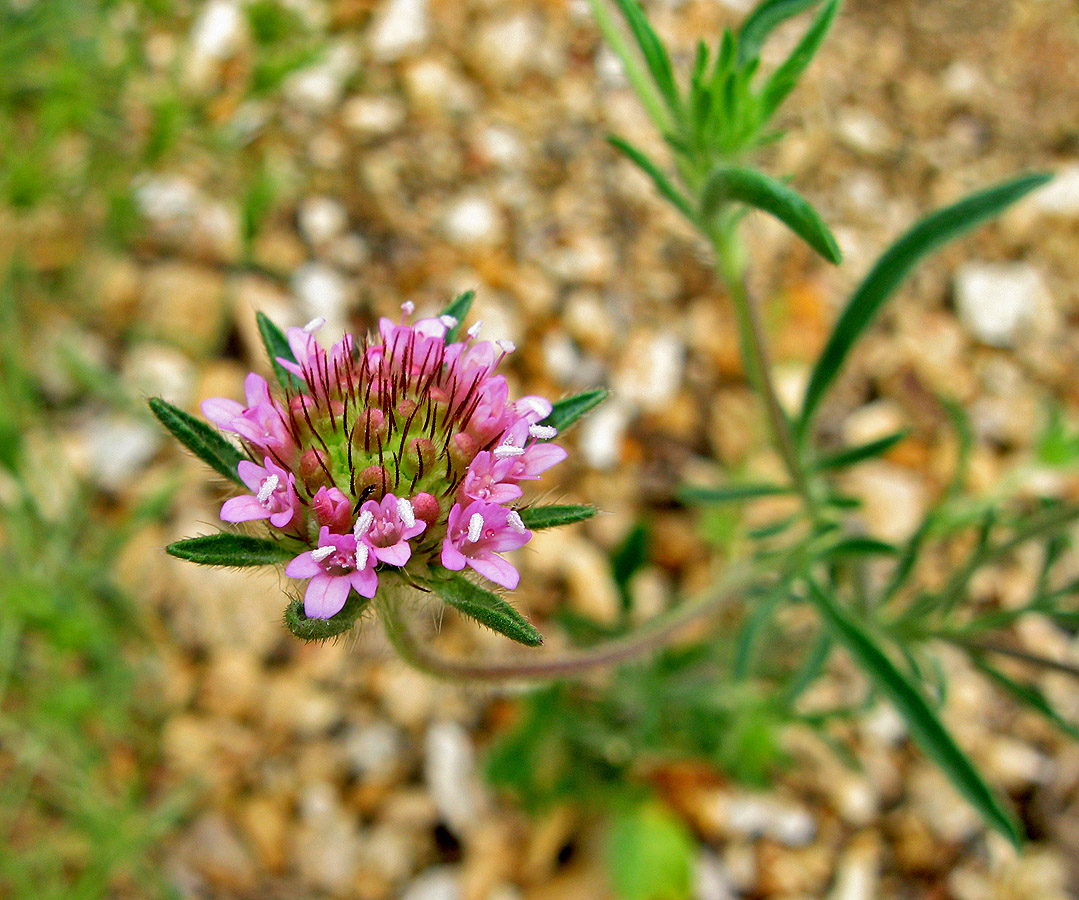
[449, 433, 477, 471]
[412, 491, 441, 526]
[299, 448, 331, 491]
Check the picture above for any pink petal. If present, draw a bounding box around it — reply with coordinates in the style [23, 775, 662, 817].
[236, 460, 265, 492]
[487, 528, 533, 553]
[441, 542, 467, 571]
[304, 574, 351, 619]
[201, 397, 244, 426]
[373, 541, 411, 567]
[269, 507, 296, 528]
[468, 553, 520, 590]
[522, 443, 568, 474]
[220, 495, 270, 523]
[286, 551, 323, 579]
[350, 568, 378, 599]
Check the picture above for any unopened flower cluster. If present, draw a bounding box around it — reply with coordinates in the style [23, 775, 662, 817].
[202, 308, 565, 620]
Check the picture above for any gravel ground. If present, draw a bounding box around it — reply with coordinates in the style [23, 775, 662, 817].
[10, 0, 1079, 897]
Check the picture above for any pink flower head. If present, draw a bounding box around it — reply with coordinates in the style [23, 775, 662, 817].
[460, 450, 523, 505]
[491, 418, 568, 484]
[286, 527, 378, 618]
[354, 493, 427, 566]
[310, 486, 353, 533]
[202, 373, 293, 456]
[220, 458, 301, 529]
[441, 500, 532, 590]
[278, 319, 355, 392]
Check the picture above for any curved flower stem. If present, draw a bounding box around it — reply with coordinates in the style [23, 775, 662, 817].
[378, 561, 762, 684]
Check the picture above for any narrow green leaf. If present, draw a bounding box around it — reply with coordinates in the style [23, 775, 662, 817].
[284, 593, 371, 642]
[678, 482, 794, 504]
[608, 136, 695, 222]
[434, 573, 543, 647]
[807, 580, 1023, 847]
[256, 311, 304, 393]
[608, 802, 694, 900]
[797, 173, 1051, 441]
[610, 0, 680, 114]
[971, 656, 1079, 741]
[540, 388, 608, 433]
[518, 504, 597, 530]
[166, 533, 296, 567]
[738, 0, 824, 64]
[148, 397, 245, 485]
[814, 430, 909, 471]
[825, 536, 898, 558]
[439, 289, 475, 342]
[758, 0, 839, 121]
[700, 166, 842, 264]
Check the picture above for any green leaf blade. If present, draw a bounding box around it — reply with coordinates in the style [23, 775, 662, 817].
[798, 172, 1051, 441]
[166, 533, 296, 567]
[256, 311, 304, 393]
[540, 388, 609, 433]
[738, 0, 825, 65]
[678, 482, 794, 504]
[148, 397, 246, 485]
[518, 504, 597, 530]
[814, 430, 909, 471]
[758, 0, 839, 121]
[700, 166, 841, 264]
[807, 581, 1023, 847]
[610, 0, 681, 115]
[434, 572, 543, 647]
[439, 289, 476, 342]
[608, 136, 695, 221]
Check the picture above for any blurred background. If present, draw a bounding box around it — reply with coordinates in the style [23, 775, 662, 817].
[3, 0, 1079, 897]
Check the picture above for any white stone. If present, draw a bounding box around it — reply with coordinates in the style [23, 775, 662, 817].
[829, 837, 881, 900]
[480, 126, 524, 168]
[284, 44, 357, 114]
[292, 263, 350, 331]
[342, 95, 407, 136]
[122, 343, 196, 408]
[402, 867, 460, 900]
[1033, 164, 1079, 217]
[579, 396, 630, 470]
[369, 0, 429, 62]
[846, 461, 925, 543]
[695, 850, 738, 900]
[837, 109, 891, 155]
[344, 721, 404, 779]
[82, 416, 162, 492]
[614, 331, 684, 412]
[954, 261, 1053, 348]
[474, 13, 541, 84]
[298, 196, 348, 245]
[443, 196, 502, 247]
[424, 722, 486, 837]
[724, 794, 816, 847]
[186, 0, 244, 87]
[842, 400, 906, 451]
[134, 176, 200, 223]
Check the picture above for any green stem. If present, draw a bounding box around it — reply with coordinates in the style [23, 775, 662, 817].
[711, 222, 816, 514]
[586, 0, 674, 135]
[379, 561, 759, 684]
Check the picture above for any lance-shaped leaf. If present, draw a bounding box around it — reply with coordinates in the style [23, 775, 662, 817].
[700, 166, 841, 264]
[519, 504, 597, 530]
[166, 533, 296, 567]
[608, 136, 695, 222]
[678, 482, 794, 504]
[434, 573, 543, 647]
[256, 311, 304, 393]
[972, 656, 1079, 741]
[149, 397, 245, 485]
[797, 173, 1051, 442]
[813, 430, 909, 471]
[807, 580, 1023, 847]
[284, 593, 372, 642]
[540, 388, 609, 434]
[439, 289, 476, 343]
[610, 0, 680, 114]
[758, 0, 839, 122]
[738, 0, 824, 65]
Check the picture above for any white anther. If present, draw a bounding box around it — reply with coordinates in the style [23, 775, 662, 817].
[467, 321, 483, 339]
[493, 444, 525, 459]
[311, 545, 335, 563]
[354, 510, 374, 538]
[397, 497, 416, 528]
[401, 300, 415, 316]
[355, 542, 369, 569]
[529, 424, 557, 440]
[439, 315, 458, 328]
[467, 512, 484, 543]
[257, 474, 280, 504]
[507, 511, 527, 533]
[302, 316, 326, 333]
[496, 339, 516, 354]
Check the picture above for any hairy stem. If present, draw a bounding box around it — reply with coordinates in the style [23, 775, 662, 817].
[379, 561, 761, 684]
